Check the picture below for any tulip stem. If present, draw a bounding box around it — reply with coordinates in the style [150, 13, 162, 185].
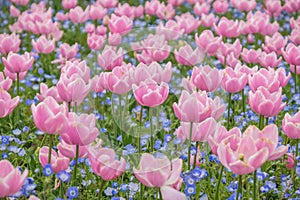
[159, 188, 163, 200]
[253, 170, 257, 200]
[16, 72, 20, 127]
[227, 93, 232, 130]
[149, 107, 153, 152]
[188, 122, 193, 170]
[214, 165, 224, 200]
[193, 142, 199, 169]
[241, 89, 245, 115]
[259, 115, 264, 130]
[98, 177, 104, 200]
[138, 106, 143, 154]
[47, 135, 52, 165]
[71, 145, 79, 186]
[236, 175, 242, 200]
[295, 65, 297, 93]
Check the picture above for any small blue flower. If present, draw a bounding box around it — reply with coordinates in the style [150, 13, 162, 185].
[43, 164, 53, 176]
[57, 170, 71, 183]
[260, 185, 270, 193]
[2, 152, 8, 159]
[112, 182, 118, 188]
[185, 175, 196, 186]
[154, 140, 162, 150]
[164, 134, 172, 143]
[184, 185, 196, 196]
[119, 183, 128, 192]
[67, 186, 79, 199]
[1, 135, 10, 145]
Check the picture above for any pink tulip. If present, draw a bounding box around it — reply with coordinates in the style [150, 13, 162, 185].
[0, 72, 12, 91]
[193, 2, 210, 16]
[61, 112, 99, 146]
[61, 60, 90, 83]
[89, 147, 126, 181]
[85, 24, 95, 34]
[175, 117, 217, 142]
[289, 28, 300, 45]
[214, 17, 240, 38]
[168, 0, 185, 7]
[208, 125, 241, 155]
[57, 73, 90, 104]
[36, 83, 62, 102]
[200, 13, 219, 28]
[175, 12, 200, 34]
[108, 32, 122, 46]
[97, 0, 118, 8]
[134, 5, 144, 18]
[259, 51, 282, 68]
[248, 86, 285, 117]
[56, 12, 69, 21]
[0, 90, 19, 118]
[31, 96, 69, 134]
[213, 0, 228, 14]
[108, 14, 133, 35]
[10, 0, 29, 5]
[0, 160, 28, 198]
[219, 39, 242, 58]
[282, 110, 300, 139]
[39, 146, 70, 173]
[32, 35, 55, 54]
[133, 79, 169, 107]
[225, 52, 241, 68]
[285, 153, 295, 169]
[284, 0, 300, 13]
[195, 30, 222, 56]
[62, 0, 77, 9]
[230, 0, 256, 12]
[103, 64, 134, 94]
[129, 61, 172, 85]
[262, 32, 287, 55]
[174, 44, 204, 66]
[96, 25, 107, 35]
[265, 0, 282, 17]
[241, 48, 262, 64]
[2, 52, 34, 74]
[57, 139, 89, 158]
[156, 3, 175, 20]
[133, 153, 185, 200]
[191, 65, 221, 92]
[221, 67, 247, 93]
[115, 3, 135, 19]
[290, 16, 300, 29]
[217, 126, 268, 175]
[60, 42, 78, 60]
[10, 5, 20, 17]
[69, 6, 89, 23]
[88, 4, 106, 20]
[182, 77, 196, 93]
[248, 68, 290, 92]
[211, 96, 226, 120]
[173, 90, 212, 123]
[0, 33, 21, 55]
[87, 33, 105, 51]
[97, 45, 124, 70]
[282, 43, 300, 66]
[145, 0, 161, 15]
[4, 68, 27, 81]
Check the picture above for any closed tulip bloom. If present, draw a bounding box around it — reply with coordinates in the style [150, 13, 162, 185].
[289, 28, 300, 45]
[173, 90, 212, 123]
[39, 146, 70, 173]
[193, 2, 210, 16]
[60, 42, 78, 60]
[2, 52, 34, 73]
[200, 13, 219, 28]
[282, 111, 300, 139]
[115, 3, 135, 19]
[214, 17, 240, 38]
[62, 0, 77, 9]
[0, 160, 28, 198]
[174, 44, 204, 66]
[89, 147, 126, 181]
[156, 3, 175, 20]
[259, 51, 282, 68]
[282, 43, 300, 66]
[32, 35, 55, 54]
[61, 112, 99, 146]
[0, 90, 19, 118]
[175, 117, 217, 142]
[31, 96, 69, 134]
[156, 20, 184, 41]
[219, 39, 242, 58]
[10, 0, 30, 5]
[0, 72, 12, 91]
[175, 12, 200, 34]
[87, 33, 105, 51]
[145, 0, 160, 15]
[69, 6, 89, 23]
[133, 79, 169, 107]
[108, 14, 133, 35]
[0, 33, 20, 55]
[88, 4, 107, 20]
[213, 0, 228, 14]
[36, 83, 62, 102]
[195, 30, 222, 56]
[4, 68, 27, 81]
[191, 65, 221, 92]
[230, 0, 256, 12]
[248, 86, 285, 117]
[108, 32, 122, 46]
[265, 0, 282, 17]
[97, 45, 124, 70]
[285, 153, 295, 169]
[241, 48, 262, 64]
[133, 153, 185, 200]
[97, 0, 118, 8]
[221, 67, 247, 93]
[211, 96, 226, 120]
[57, 139, 89, 158]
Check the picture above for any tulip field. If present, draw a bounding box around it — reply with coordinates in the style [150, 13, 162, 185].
[2, 0, 300, 199]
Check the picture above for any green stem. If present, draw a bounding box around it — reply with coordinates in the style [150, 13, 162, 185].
[47, 135, 52, 164]
[98, 177, 104, 200]
[188, 122, 193, 170]
[16, 72, 20, 127]
[119, 94, 124, 143]
[236, 175, 242, 200]
[71, 145, 79, 186]
[227, 93, 232, 130]
[214, 165, 224, 200]
[241, 89, 245, 114]
[138, 106, 143, 154]
[253, 170, 257, 200]
[259, 115, 264, 130]
[159, 188, 163, 200]
[193, 142, 199, 169]
[295, 65, 297, 94]
[149, 107, 153, 152]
